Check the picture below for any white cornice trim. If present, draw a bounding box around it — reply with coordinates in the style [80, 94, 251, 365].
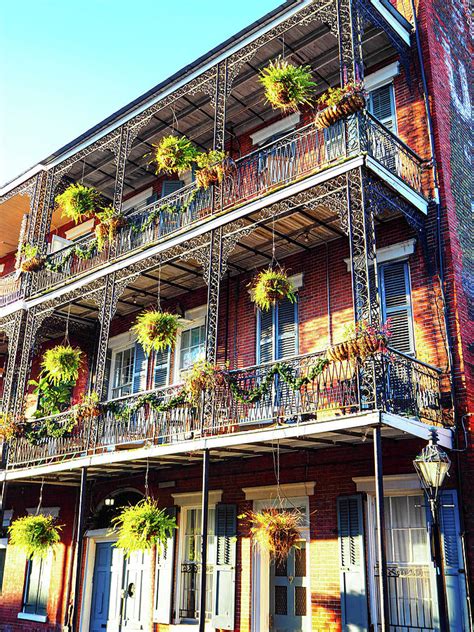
[172, 490, 223, 506]
[343, 238, 416, 271]
[353, 473, 421, 495]
[365, 62, 400, 91]
[250, 113, 300, 146]
[243, 482, 315, 500]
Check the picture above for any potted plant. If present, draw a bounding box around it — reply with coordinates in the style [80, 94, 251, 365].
[40, 344, 83, 386]
[247, 508, 302, 561]
[111, 498, 177, 557]
[55, 183, 99, 223]
[314, 81, 366, 129]
[152, 135, 199, 175]
[132, 309, 181, 355]
[94, 206, 127, 252]
[195, 150, 233, 189]
[9, 514, 62, 558]
[72, 392, 101, 423]
[249, 267, 296, 311]
[19, 244, 44, 273]
[326, 319, 392, 362]
[0, 412, 21, 442]
[183, 359, 225, 405]
[259, 58, 315, 112]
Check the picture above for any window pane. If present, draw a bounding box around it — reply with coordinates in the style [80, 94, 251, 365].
[0, 549, 5, 593]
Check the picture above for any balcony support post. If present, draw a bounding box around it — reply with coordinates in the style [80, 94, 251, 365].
[0, 310, 25, 415]
[198, 448, 210, 632]
[204, 228, 224, 366]
[373, 425, 390, 631]
[337, 0, 364, 84]
[213, 60, 228, 152]
[71, 467, 88, 632]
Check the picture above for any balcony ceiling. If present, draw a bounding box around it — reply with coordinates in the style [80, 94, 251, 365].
[0, 194, 29, 257]
[62, 17, 399, 205]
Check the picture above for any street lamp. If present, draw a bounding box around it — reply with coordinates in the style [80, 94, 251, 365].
[414, 429, 451, 632]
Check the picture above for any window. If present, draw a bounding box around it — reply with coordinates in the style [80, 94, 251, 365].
[379, 261, 414, 355]
[21, 555, 52, 619]
[179, 324, 206, 372]
[153, 349, 170, 389]
[0, 509, 12, 594]
[257, 297, 298, 363]
[111, 346, 135, 398]
[368, 83, 397, 132]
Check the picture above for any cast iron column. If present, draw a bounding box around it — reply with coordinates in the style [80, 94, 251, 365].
[199, 449, 210, 632]
[71, 467, 88, 632]
[373, 426, 390, 630]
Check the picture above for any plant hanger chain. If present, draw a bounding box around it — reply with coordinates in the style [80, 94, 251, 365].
[35, 478, 45, 516]
[157, 263, 162, 311]
[171, 104, 179, 135]
[81, 158, 86, 185]
[63, 304, 71, 346]
[144, 458, 150, 500]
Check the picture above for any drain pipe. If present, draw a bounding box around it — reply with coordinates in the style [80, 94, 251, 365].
[409, 0, 473, 624]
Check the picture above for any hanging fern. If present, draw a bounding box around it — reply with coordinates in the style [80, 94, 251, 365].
[112, 498, 177, 557]
[152, 135, 199, 175]
[249, 267, 296, 311]
[132, 309, 181, 355]
[9, 514, 62, 559]
[55, 183, 99, 223]
[195, 150, 231, 189]
[259, 58, 315, 112]
[40, 344, 83, 386]
[0, 412, 21, 442]
[247, 508, 302, 561]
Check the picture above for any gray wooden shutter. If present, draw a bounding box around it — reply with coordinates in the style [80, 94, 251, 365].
[277, 297, 298, 359]
[439, 490, 469, 631]
[258, 308, 273, 363]
[337, 495, 368, 632]
[161, 180, 184, 198]
[23, 557, 51, 616]
[380, 261, 414, 355]
[103, 348, 112, 398]
[153, 349, 170, 389]
[132, 342, 148, 394]
[369, 84, 396, 131]
[212, 504, 237, 630]
[154, 506, 178, 624]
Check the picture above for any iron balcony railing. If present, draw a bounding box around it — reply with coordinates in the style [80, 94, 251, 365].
[31, 113, 427, 295]
[6, 349, 446, 470]
[0, 272, 22, 307]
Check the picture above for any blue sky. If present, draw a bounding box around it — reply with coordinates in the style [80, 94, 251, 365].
[0, 0, 281, 186]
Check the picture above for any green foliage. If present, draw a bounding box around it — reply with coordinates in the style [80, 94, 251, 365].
[55, 183, 99, 223]
[21, 243, 39, 259]
[9, 514, 62, 559]
[316, 80, 364, 109]
[112, 498, 177, 557]
[247, 508, 302, 561]
[40, 345, 83, 386]
[183, 359, 225, 404]
[249, 267, 296, 311]
[107, 389, 188, 421]
[0, 413, 21, 441]
[132, 310, 181, 355]
[195, 150, 229, 188]
[152, 135, 199, 175]
[94, 207, 126, 252]
[259, 58, 315, 112]
[29, 375, 74, 418]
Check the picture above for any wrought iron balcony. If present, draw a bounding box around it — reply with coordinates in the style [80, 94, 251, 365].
[6, 349, 448, 470]
[0, 272, 22, 308]
[31, 113, 427, 296]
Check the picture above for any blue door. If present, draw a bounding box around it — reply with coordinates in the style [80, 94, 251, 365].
[90, 542, 114, 632]
[270, 542, 308, 632]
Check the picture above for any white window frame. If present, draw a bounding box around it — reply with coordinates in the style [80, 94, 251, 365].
[108, 332, 137, 400]
[366, 72, 398, 134]
[121, 187, 153, 213]
[174, 305, 207, 383]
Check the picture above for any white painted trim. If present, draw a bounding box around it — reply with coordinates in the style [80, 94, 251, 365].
[174, 308, 207, 382]
[250, 113, 300, 146]
[369, 0, 411, 45]
[108, 330, 136, 350]
[243, 481, 315, 500]
[381, 412, 453, 448]
[0, 537, 7, 548]
[353, 473, 422, 494]
[17, 612, 48, 623]
[344, 238, 416, 271]
[26, 506, 60, 518]
[122, 187, 153, 212]
[0, 264, 5, 273]
[171, 490, 223, 506]
[365, 155, 428, 213]
[184, 304, 207, 321]
[65, 219, 95, 241]
[365, 62, 400, 91]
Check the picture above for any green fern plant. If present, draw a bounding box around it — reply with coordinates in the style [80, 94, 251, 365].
[259, 58, 315, 112]
[112, 499, 177, 557]
[9, 514, 62, 559]
[152, 135, 199, 175]
[55, 183, 99, 223]
[132, 309, 181, 355]
[249, 267, 296, 311]
[40, 344, 83, 386]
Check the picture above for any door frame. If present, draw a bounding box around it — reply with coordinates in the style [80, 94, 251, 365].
[251, 496, 311, 632]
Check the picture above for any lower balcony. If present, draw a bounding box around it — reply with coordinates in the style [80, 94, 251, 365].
[6, 349, 450, 471]
[0, 272, 22, 308]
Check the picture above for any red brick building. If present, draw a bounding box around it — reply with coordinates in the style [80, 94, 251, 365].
[0, 0, 471, 630]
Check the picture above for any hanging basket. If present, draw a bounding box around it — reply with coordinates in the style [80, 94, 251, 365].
[55, 183, 99, 224]
[259, 58, 315, 112]
[195, 151, 234, 189]
[183, 360, 225, 405]
[152, 135, 199, 175]
[111, 498, 177, 557]
[41, 344, 83, 386]
[18, 244, 44, 273]
[249, 267, 296, 312]
[0, 412, 22, 442]
[314, 85, 366, 130]
[248, 508, 302, 562]
[9, 514, 62, 559]
[132, 310, 181, 355]
[72, 392, 101, 424]
[95, 207, 127, 252]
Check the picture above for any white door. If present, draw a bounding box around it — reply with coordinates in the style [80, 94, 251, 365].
[270, 542, 309, 632]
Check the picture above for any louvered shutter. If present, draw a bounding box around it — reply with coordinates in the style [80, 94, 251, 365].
[153, 349, 169, 389]
[23, 556, 51, 616]
[380, 261, 414, 354]
[258, 308, 273, 363]
[132, 342, 148, 394]
[369, 84, 396, 131]
[337, 495, 368, 632]
[153, 506, 178, 624]
[161, 180, 184, 198]
[439, 490, 469, 631]
[212, 504, 237, 630]
[277, 297, 298, 360]
[103, 349, 112, 398]
[146, 191, 159, 206]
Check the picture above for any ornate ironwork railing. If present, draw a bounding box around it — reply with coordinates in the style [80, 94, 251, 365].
[0, 272, 22, 307]
[30, 113, 426, 296]
[6, 349, 446, 469]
